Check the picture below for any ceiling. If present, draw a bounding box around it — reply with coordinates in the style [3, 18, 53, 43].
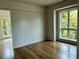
[14, 0, 63, 6]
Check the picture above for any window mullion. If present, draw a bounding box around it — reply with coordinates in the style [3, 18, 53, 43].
[68, 10, 70, 38]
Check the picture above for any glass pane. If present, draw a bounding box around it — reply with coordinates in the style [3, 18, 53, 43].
[60, 30, 68, 38]
[70, 9, 78, 29]
[1, 16, 12, 37]
[69, 30, 77, 39]
[60, 11, 68, 28]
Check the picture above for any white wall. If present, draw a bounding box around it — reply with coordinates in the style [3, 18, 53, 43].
[0, 0, 45, 48]
[11, 11, 44, 48]
[0, 0, 44, 13]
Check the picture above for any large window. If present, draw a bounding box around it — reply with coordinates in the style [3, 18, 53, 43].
[59, 8, 78, 41]
[0, 10, 12, 38]
[1, 16, 12, 38]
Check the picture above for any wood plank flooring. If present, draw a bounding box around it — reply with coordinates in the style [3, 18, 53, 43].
[14, 41, 77, 59]
[0, 39, 14, 59]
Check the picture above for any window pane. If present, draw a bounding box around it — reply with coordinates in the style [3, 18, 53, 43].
[59, 8, 78, 41]
[60, 30, 68, 38]
[70, 9, 78, 29]
[69, 30, 77, 39]
[60, 11, 68, 28]
[1, 16, 12, 37]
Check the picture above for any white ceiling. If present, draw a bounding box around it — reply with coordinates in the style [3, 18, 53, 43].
[15, 0, 63, 6]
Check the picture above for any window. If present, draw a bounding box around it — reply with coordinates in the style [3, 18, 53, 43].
[59, 8, 78, 41]
[0, 10, 12, 38]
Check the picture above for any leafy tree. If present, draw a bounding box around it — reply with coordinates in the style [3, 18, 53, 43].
[60, 9, 77, 39]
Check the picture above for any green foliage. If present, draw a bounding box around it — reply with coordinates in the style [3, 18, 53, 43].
[60, 9, 78, 39]
[61, 11, 68, 28]
[70, 10, 77, 29]
[1, 16, 12, 37]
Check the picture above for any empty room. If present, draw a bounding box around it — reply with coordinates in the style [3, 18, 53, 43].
[0, 0, 79, 59]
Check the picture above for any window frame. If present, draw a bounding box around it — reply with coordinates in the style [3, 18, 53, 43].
[0, 15, 12, 38]
[59, 7, 78, 41]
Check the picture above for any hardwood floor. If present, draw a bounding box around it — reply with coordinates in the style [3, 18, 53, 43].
[14, 41, 77, 59]
[0, 39, 14, 59]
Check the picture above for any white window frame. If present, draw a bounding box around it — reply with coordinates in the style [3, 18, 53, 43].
[59, 8, 78, 41]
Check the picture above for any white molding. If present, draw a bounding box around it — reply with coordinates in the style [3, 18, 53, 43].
[55, 4, 78, 11]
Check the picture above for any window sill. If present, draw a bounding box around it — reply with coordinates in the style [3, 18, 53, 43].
[59, 37, 77, 41]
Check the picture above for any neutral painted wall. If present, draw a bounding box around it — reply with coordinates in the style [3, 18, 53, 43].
[0, 0, 44, 13]
[0, 0, 45, 48]
[45, 0, 78, 41]
[11, 11, 44, 48]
